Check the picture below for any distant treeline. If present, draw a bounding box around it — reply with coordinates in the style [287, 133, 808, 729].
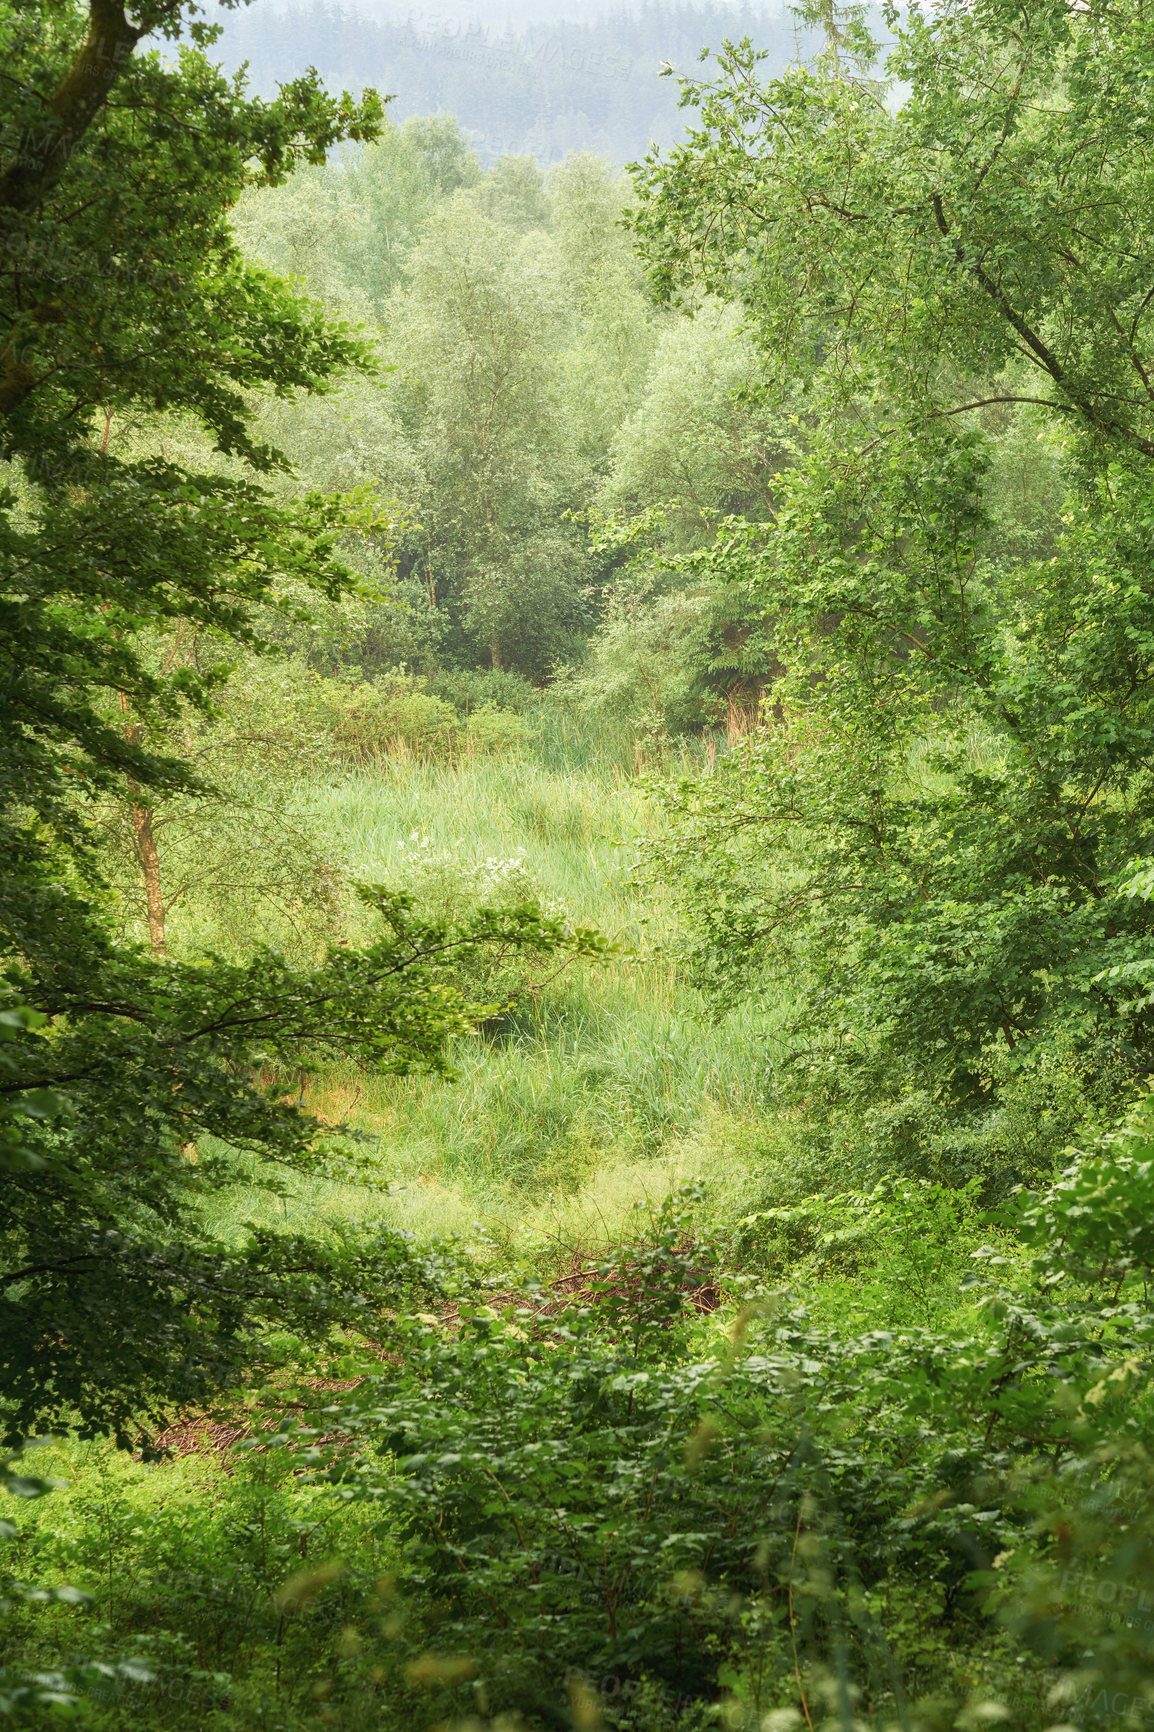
[209, 1, 804, 161]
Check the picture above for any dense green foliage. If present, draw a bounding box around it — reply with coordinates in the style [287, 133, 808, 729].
[6, 0, 1154, 1726]
[629, 0, 1154, 1187]
[0, 0, 600, 1453]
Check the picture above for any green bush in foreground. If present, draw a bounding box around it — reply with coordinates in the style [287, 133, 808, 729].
[9, 1129, 1154, 1729]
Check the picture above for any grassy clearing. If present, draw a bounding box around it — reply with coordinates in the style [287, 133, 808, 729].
[198, 730, 791, 1259]
[14, 725, 1073, 1732]
[304, 737, 676, 933]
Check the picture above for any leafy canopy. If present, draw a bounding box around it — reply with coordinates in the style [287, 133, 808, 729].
[628, 0, 1154, 1181]
[0, 0, 602, 1445]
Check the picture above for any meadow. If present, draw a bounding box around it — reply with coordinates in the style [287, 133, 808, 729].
[7, 711, 1150, 1729]
[5, 721, 814, 1728]
[9, 2, 1154, 1719]
[198, 718, 789, 1258]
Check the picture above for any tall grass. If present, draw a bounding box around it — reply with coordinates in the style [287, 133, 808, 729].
[306, 751, 649, 933]
[202, 722, 789, 1254]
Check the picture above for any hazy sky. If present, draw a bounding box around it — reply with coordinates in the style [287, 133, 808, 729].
[241, 0, 787, 19]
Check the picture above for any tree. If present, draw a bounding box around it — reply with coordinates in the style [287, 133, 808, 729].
[569, 307, 795, 738]
[387, 195, 589, 675]
[549, 152, 660, 469]
[599, 305, 788, 542]
[0, 0, 593, 1446]
[474, 152, 551, 233]
[231, 147, 672, 684]
[628, 0, 1154, 1183]
[632, 0, 1154, 459]
[95, 651, 346, 963]
[233, 113, 483, 309]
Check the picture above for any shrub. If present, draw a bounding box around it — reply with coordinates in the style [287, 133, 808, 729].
[322, 676, 461, 763]
[465, 703, 530, 756]
[312, 676, 533, 764]
[424, 667, 540, 715]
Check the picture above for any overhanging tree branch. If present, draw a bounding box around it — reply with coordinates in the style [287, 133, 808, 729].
[0, 0, 143, 216]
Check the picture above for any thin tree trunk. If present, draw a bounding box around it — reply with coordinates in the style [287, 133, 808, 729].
[491, 640, 502, 671]
[118, 684, 196, 1159]
[118, 692, 166, 958]
[128, 791, 166, 958]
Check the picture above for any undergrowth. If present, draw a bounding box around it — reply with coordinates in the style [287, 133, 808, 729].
[7, 719, 1146, 1732]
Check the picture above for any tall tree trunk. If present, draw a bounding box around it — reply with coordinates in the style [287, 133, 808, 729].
[118, 692, 166, 958]
[127, 790, 166, 958]
[119, 700, 193, 1156]
[491, 640, 502, 671]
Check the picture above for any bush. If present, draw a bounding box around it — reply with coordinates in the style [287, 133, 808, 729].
[311, 675, 533, 765]
[424, 667, 540, 715]
[465, 703, 530, 756]
[322, 676, 461, 763]
[313, 1186, 1045, 1728]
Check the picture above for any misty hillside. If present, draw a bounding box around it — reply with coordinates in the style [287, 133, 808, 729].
[210, 0, 802, 161]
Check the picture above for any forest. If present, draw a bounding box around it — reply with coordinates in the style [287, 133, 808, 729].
[209, 1, 806, 164]
[3, 0, 1154, 1727]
